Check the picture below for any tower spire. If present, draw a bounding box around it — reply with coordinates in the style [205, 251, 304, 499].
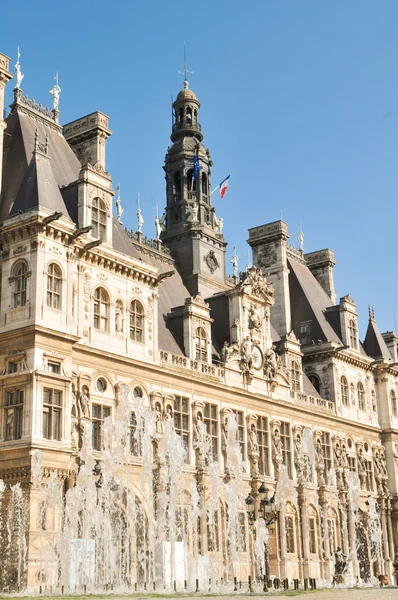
[178, 42, 193, 89]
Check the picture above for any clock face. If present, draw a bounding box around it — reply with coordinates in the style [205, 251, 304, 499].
[251, 346, 263, 370]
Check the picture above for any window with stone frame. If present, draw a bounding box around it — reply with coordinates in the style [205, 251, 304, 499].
[257, 416, 270, 476]
[173, 396, 190, 462]
[347, 455, 356, 472]
[12, 261, 28, 308]
[129, 300, 144, 342]
[357, 382, 366, 411]
[7, 360, 21, 374]
[203, 402, 219, 460]
[232, 410, 245, 457]
[285, 516, 295, 553]
[290, 361, 300, 393]
[341, 376, 349, 406]
[92, 404, 111, 451]
[299, 321, 312, 345]
[93, 287, 109, 332]
[280, 421, 292, 477]
[47, 263, 62, 310]
[365, 460, 374, 492]
[309, 517, 317, 554]
[4, 389, 24, 441]
[195, 327, 207, 361]
[43, 388, 62, 441]
[321, 431, 332, 474]
[92, 197, 107, 241]
[349, 319, 358, 349]
[391, 390, 397, 417]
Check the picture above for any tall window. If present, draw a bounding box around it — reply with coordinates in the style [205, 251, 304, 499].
[4, 389, 24, 441]
[92, 197, 107, 241]
[357, 382, 365, 411]
[93, 287, 109, 331]
[201, 172, 208, 198]
[13, 261, 28, 308]
[47, 263, 62, 309]
[195, 327, 207, 361]
[349, 319, 357, 349]
[204, 402, 219, 460]
[391, 390, 397, 417]
[291, 361, 300, 393]
[321, 431, 332, 474]
[174, 396, 190, 461]
[341, 377, 349, 406]
[130, 300, 144, 342]
[309, 517, 317, 554]
[43, 388, 62, 441]
[285, 516, 295, 553]
[92, 404, 111, 451]
[280, 421, 292, 477]
[257, 416, 270, 476]
[347, 456, 356, 472]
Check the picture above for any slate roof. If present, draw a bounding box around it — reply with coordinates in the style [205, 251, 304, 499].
[363, 316, 392, 362]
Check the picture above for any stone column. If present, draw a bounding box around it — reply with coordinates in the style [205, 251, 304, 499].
[278, 504, 287, 580]
[0, 54, 13, 194]
[298, 487, 310, 580]
[320, 493, 331, 580]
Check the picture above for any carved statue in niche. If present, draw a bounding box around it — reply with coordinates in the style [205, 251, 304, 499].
[340, 443, 349, 470]
[79, 386, 91, 419]
[272, 427, 283, 472]
[71, 422, 79, 451]
[248, 423, 258, 454]
[164, 405, 174, 430]
[315, 438, 325, 486]
[115, 300, 123, 333]
[155, 402, 164, 435]
[249, 305, 263, 334]
[264, 345, 279, 381]
[240, 336, 253, 372]
[222, 417, 229, 450]
[71, 387, 77, 417]
[193, 412, 210, 444]
[374, 448, 388, 494]
[294, 432, 305, 483]
[221, 341, 239, 364]
[357, 447, 367, 490]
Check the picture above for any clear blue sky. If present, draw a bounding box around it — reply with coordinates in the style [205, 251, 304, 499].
[2, 0, 398, 337]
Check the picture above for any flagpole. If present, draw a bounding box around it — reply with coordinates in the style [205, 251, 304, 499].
[211, 173, 232, 196]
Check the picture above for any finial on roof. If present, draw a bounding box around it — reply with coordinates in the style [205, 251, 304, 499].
[49, 72, 61, 112]
[115, 184, 123, 224]
[231, 245, 239, 278]
[298, 222, 304, 252]
[136, 194, 144, 233]
[178, 41, 193, 89]
[15, 46, 24, 90]
[244, 251, 252, 272]
[368, 305, 375, 320]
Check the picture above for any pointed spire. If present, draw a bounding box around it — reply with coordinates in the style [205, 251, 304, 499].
[136, 194, 144, 233]
[115, 184, 123, 224]
[14, 46, 24, 90]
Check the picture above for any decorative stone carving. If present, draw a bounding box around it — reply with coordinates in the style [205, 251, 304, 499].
[155, 401, 164, 435]
[115, 300, 123, 333]
[257, 245, 277, 269]
[294, 430, 305, 485]
[263, 345, 280, 381]
[204, 250, 220, 274]
[271, 422, 283, 474]
[373, 446, 388, 495]
[315, 436, 325, 487]
[79, 386, 91, 420]
[357, 446, 367, 490]
[238, 265, 272, 299]
[221, 341, 239, 364]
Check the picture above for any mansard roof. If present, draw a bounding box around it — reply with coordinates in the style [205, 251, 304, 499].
[363, 313, 392, 362]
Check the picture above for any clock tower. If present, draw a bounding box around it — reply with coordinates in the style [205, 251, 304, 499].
[161, 75, 227, 298]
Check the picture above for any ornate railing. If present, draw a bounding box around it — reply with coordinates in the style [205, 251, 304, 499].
[291, 390, 335, 413]
[19, 94, 54, 119]
[172, 122, 202, 132]
[125, 229, 171, 255]
[160, 351, 225, 380]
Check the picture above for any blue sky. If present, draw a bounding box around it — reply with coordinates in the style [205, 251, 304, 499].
[2, 0, 398, 336]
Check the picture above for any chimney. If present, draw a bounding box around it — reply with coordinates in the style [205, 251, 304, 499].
[305, 248, 336, 304]
[0, 53, 13, 195]
[63, 111, 111, 170]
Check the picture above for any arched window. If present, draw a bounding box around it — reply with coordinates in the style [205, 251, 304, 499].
[308, 374, 321, 394]
[201, 172, 208, 198]
[341, 377, 349, 406]
[13, 261, 28, 308]
[195, 327, 207, 361]
[186, 106, 192, 126]
[391, 390, 397, 417]
[291, 361, 300, 392]
[187, 168, 196, 194]
[47, 263, 62, 309]
[93, 287, 109, 331]
[92, 197, 107, 241]
[130, 300, 144, 342]
[357, 382, 365, 411]
[348, 319, 357, 349]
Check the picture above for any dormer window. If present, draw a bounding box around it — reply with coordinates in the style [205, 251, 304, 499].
[349, 319, 357, 349]
[92, 197, 107, 241]
[195, 327, 207, 361]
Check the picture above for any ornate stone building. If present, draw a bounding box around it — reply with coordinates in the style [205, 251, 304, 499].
[0, 50, 397, 591]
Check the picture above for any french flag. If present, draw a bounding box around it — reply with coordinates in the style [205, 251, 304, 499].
[219, 174, 230, 198]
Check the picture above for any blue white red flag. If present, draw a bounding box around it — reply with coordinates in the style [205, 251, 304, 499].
[193, 154, 200, 180]
[219, 174, 230, 198]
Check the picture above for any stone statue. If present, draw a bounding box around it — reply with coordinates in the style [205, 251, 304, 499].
[71, 388, 77, 417]
[357, 447, 367, 490]
[137, 194, 144, 233]
[79, 387, 90, 419]
[194, 412, 209, 444]
[241, 336, 253, 370]
[341, 443, 349, 469]
[115, 185, 124, 224]
[155, 215, 162, 240]
[221, 341, 239, 364]
[15, 47, 24, 90]
[155, 402, 164, 435]
[214, 215, 223, 233]
[115, 301, 123, 333]
[249, 306, 263, 333]
[294, 433, 305, 482]
[222, 417, 229, 448]
[264, 346, 278, 381]
[248, 424, 259, 454]
[231, 246, 238, 278]
[49, 73, 61, 111]
[334, 547, 347, 575]
[192, 202, 199, 222]
[272, 427, 283, 469]
[164, 405, 174, 430]
[315, 438, 325, 486]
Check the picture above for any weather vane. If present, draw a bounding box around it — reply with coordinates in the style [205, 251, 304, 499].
[178, 42, 193, 86]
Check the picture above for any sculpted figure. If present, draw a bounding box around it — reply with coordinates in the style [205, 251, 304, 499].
[294, 433, 305, 481]
[249, 306, 262, 332]
[194, 412, 209, 444]
[221, 341, 239, 364]
[334, 547, 347, 575]
[222, 417, 229, 448]
[357, 447, 367, 490]
[155, 402, 164, 435]
[272, 427, 283, 468]
[248, 424, 259, 454]
[115, 301, 123, 333]
[164, 405, 175, 430]
[264, 346, 278, 380]
[79, 387, 90, 419]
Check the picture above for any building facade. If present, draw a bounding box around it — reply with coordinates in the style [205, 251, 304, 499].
[0, 50, 397, 592]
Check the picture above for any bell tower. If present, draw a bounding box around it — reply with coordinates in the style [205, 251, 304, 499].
[161, 74, 227, 298]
